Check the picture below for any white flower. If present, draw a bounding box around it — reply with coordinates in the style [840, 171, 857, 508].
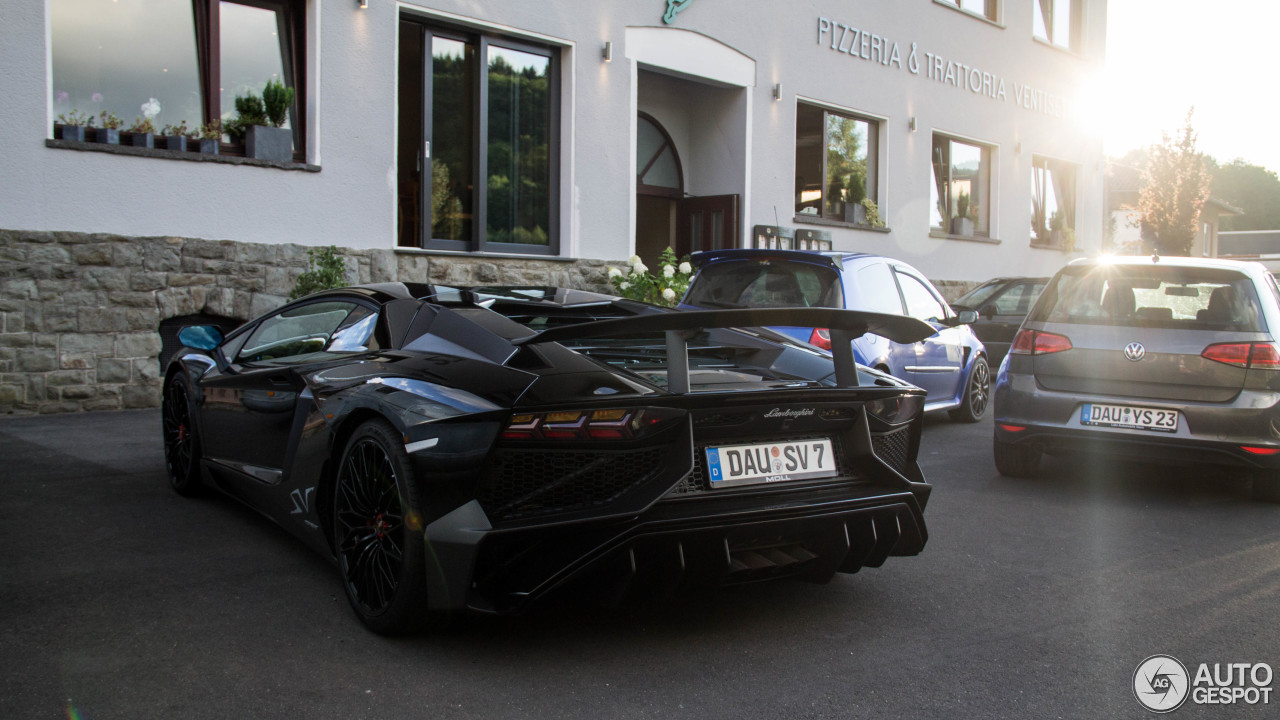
[619, 281, 631, 290]
[663, 265, 675, 278]
[141, 97, 161, 119]
[633, 263, 648, 275]
[608, 267, 622, 278]
[662, 288, 677, 302]
[628, 255, 643, 267]
[679, 261, 692, 275]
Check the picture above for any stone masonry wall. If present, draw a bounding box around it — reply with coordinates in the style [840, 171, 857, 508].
[0, 229, 617, 415]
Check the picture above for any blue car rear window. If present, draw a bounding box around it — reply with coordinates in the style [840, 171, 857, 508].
[686, 261, 842, 309]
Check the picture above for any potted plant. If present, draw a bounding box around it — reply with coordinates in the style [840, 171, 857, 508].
[159, 121, 190, 151]
[54, 109, 93, 142]
[227, 80, 295, 162]
[194, 120, 221, 154]
[124, 116, 156, 148]
[1049, 211, 1075, 252]
[860, 197, 886, 228]
[95, 111, 123, 144]
[951, 191, 975, 236]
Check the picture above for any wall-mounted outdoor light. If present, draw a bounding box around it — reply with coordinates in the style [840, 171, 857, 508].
[908, 116, 917, 132]
[603, 41, 613, 62]
[772, 83, 782, 101]
[358, 0, 368, 7]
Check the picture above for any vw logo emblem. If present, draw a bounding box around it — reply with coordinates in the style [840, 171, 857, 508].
[1124, 342, 1146, 362]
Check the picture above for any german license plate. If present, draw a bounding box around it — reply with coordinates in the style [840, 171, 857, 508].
[1079, 403, 1179, 433]
[704, 439, 837, 488]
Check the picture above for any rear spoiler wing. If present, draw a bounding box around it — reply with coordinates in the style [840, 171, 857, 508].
[514, 308, 934, 391]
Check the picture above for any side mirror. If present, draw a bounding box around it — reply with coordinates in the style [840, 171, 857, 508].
[978, 303, 998, 320]
[946, 309, 979, 326]
[178, 325, 224, 351]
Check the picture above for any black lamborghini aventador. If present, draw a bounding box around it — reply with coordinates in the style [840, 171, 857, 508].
[162, 283, 940, 634]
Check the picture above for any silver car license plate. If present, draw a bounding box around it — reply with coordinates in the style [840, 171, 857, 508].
[1080, 403, 1179, 433]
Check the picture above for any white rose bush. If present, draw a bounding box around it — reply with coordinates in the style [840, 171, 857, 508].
[607, 247, 695, 307]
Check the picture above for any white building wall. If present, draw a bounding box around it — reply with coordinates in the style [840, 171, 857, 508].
[0, 0, 1107, 283]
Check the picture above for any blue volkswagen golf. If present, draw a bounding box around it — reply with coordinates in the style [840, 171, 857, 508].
[682, 249, 989, 421]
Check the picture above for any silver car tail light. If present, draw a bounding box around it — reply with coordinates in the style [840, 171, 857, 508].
[1201, 342, 1280, 370]
[1010, 329, 1072, 355]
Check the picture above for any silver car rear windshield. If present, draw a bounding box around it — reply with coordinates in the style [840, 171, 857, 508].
[1028, 265, 1265, 332]
[686, 260, 843, 309]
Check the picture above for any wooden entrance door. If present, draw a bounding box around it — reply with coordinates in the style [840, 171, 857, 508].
[676, 194, 739, 257]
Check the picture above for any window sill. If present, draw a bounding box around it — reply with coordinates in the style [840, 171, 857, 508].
[932, 0, 1004, 29]
[393, 247, 575, 262]
[1029, 241, 1072, 252]
[793, 215, 891, 234]
[45, 138, 320, 172]
[929, 230, 1001, 245]
[1031, 36, 1085, 59]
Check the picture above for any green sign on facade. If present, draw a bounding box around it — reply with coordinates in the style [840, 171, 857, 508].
[663, 0, 692, 24]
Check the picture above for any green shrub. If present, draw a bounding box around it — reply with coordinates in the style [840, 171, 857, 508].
[262, 80, 295, 128]
[289, 246, 348, 300]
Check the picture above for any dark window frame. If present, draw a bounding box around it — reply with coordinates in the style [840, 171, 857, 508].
[198, 0, 307, 159]
[931, 133, 993, 239]
[49, 0, 307, 160]
[401, 17, 562, 256]
[794, 102, 880, 225]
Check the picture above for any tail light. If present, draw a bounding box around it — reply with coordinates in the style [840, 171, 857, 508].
[865, 395, 922, 425]
[1010, 329, 1072, 355]
[500, 407, 684, 441]
[809, 327, 832, 350]
[1202, 342, 1280, 370]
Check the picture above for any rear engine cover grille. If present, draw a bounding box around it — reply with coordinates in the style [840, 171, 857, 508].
[670, 434, 851, 495]
[871, 427, 911, 474]
[480, 446, 666, 522]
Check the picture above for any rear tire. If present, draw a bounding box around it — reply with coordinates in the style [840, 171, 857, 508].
[993, 436, 1041, 477]
[332, 418, 444, 635]
[949, 357, 990, 423]
[1252, 471, 1280, 503]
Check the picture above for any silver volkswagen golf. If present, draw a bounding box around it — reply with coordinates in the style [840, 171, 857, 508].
[992, 255, 1280, 501]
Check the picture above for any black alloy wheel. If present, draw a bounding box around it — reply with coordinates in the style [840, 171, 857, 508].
[333, 419, 435, 634]
[949, 356, 990, 423]
[162, 375, 202, 496]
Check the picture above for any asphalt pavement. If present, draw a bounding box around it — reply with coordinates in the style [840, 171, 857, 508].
[2, 409, 1278, 719]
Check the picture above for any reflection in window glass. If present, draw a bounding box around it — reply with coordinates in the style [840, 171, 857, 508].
[221, 2, 290, 138]
[487, 46, 552, 247]
[931, 135, 991, 238]
[856, 264, 904, 315]
[944, 0, 997, 21]
[431, 37, 476, 243]
[795, 103, 878, 224]
[1034, 0, 1077, 51]
[898, 273, 946, 322]
[1031, 156, 1078, 247]
[51, 0, 202, 132]
[637, 116, 681, 191]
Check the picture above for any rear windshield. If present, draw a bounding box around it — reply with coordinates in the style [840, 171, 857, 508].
[1028, 264, 1265, 332]
[685, 260, 842, 309]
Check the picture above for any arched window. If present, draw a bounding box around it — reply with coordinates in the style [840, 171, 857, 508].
[636, 112, 683, 198]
